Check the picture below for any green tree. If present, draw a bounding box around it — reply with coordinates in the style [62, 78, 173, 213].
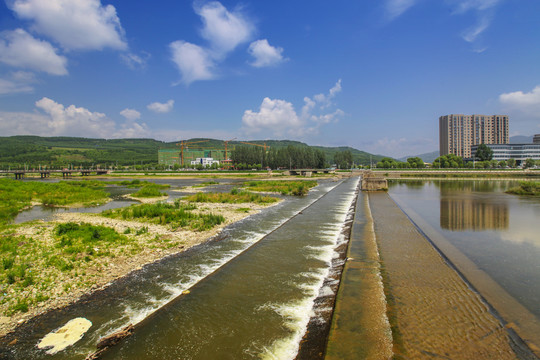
[475, 144, 493, 161]
[524, 158, 535, 168]
[334, 150, 353, 169]
[407, 157, 425, 168]
[507, 158, 516, 168]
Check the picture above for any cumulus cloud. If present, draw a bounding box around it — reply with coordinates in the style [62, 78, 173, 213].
[248, 39, 286, 68]
[0, 97, 148, 138]
[170, 2, 282, 83]
[170, 41, 215, 85]
[8, 0, 127, 51]
[499, 85, 540, 117]
[195, 1, 254, 57]
[242, 98, 302, 137]
[120, 108, 141, 121]
[309, 79, 342, 109]
[0, 29, 67, 75]
[147, 100, 174, 113]
[385, 0, 419, 20]
[242, 80, 344, 138]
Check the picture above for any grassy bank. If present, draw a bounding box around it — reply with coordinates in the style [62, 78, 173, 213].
[102, 200, 225, 231]
[506, 181, 540, 196]
[0, 222, 138, 316]
[131, 184, 169, 198]
[0, 179, 110, 224]
[244, 180, 318, 196]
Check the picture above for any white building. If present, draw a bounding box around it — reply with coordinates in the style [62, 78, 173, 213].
[190, 157, 220, 167]
[470, 144, 540, 164]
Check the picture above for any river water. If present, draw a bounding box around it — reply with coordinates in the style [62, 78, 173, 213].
[5, 177, 359, 359]
[388, 179, 540, 352]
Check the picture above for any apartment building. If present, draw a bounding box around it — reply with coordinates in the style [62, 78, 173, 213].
[439, 114, 509, 158]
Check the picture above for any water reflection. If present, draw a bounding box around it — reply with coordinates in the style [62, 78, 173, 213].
[440, 192, 509, 231]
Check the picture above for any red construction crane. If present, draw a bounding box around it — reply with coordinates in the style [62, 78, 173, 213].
[176, 140, 209, 165]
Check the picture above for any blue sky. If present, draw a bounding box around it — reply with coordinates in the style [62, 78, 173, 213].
[0, 0, 539, 157]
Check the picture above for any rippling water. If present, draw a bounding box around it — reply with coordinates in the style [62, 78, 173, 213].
[5, 177, 360, 360]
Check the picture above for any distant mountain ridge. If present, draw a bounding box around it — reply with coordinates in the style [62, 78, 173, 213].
[509, 135, 534, 144]
[0, 136, 385, 167]
[398, 150, 439, 163]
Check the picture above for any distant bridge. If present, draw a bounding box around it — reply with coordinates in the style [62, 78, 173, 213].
[283, 169, 336, 176]
[0, 169, 110, 179]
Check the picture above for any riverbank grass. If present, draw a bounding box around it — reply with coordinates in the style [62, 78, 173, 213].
[102, 200, 225, 231]
[506, 181, 540, 196]
[184, 188, 278, 204]
[244, 180, 317, 196]
[0, 179, 110, 224]
[131, 184, 168, 198]
[0, 222, 137, 316]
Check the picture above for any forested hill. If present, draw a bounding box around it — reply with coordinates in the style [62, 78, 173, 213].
[0, 136, 386, 167]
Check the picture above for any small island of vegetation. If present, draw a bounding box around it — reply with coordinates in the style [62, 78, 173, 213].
[506, 181, 540, 196]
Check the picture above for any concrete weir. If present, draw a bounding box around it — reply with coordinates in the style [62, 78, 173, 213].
[361, 170, 387, 191]
[367, 192, 528, 360]
[326, 191, 536, 360]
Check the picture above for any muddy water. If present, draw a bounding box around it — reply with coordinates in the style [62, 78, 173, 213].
[389, 180, 540, 357]
[3, 177, 359, 359]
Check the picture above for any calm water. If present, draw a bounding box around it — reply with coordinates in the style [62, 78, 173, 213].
[5, 177, 359, 359]
[388, 180, 540, 322]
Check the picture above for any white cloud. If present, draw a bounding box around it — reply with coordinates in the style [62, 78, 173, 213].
[0, 71, 36, 94]
[147, 100, 174, 113]
[195, 1, 254, 57]
[121, 52, 150, 70]
[499, 85, 540, 117]
[6, 97, 149, 138]
[448, 0, 503, 43]
[0, 29, 67, 75]
[248, 39, 286, 68]
[120, 108, 141, 121]
[170, 41, 215, 85]
[242, 97, 302, 137]
[8, 0, 127, 51]
[242, 80, 344, 138]
[305, 79, 342, 110]
[0, 78, 33, 95]
[461, 14, 491, 42]
[450, 0, 502, 14]
[385, 0, 419, 20]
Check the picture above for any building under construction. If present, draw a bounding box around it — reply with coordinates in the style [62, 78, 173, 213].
[158, 149, 227, 167]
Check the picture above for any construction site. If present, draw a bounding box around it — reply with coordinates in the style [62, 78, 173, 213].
[158, 139, 268, 168]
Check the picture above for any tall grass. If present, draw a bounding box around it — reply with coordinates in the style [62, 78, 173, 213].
[132, 184, 167, 198]
[506, 181, 540, 196]
[102, 200, 224, 231]
[244, 180, 317, 196]
[185, 189, 278, 204]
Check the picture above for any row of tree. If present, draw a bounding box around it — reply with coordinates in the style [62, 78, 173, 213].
[231, 145, 327, 169]
[376, 157, 425, 169]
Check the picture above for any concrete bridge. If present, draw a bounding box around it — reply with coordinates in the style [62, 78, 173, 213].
[0, 169, 110, 179]
[282, 169, 336, 177]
